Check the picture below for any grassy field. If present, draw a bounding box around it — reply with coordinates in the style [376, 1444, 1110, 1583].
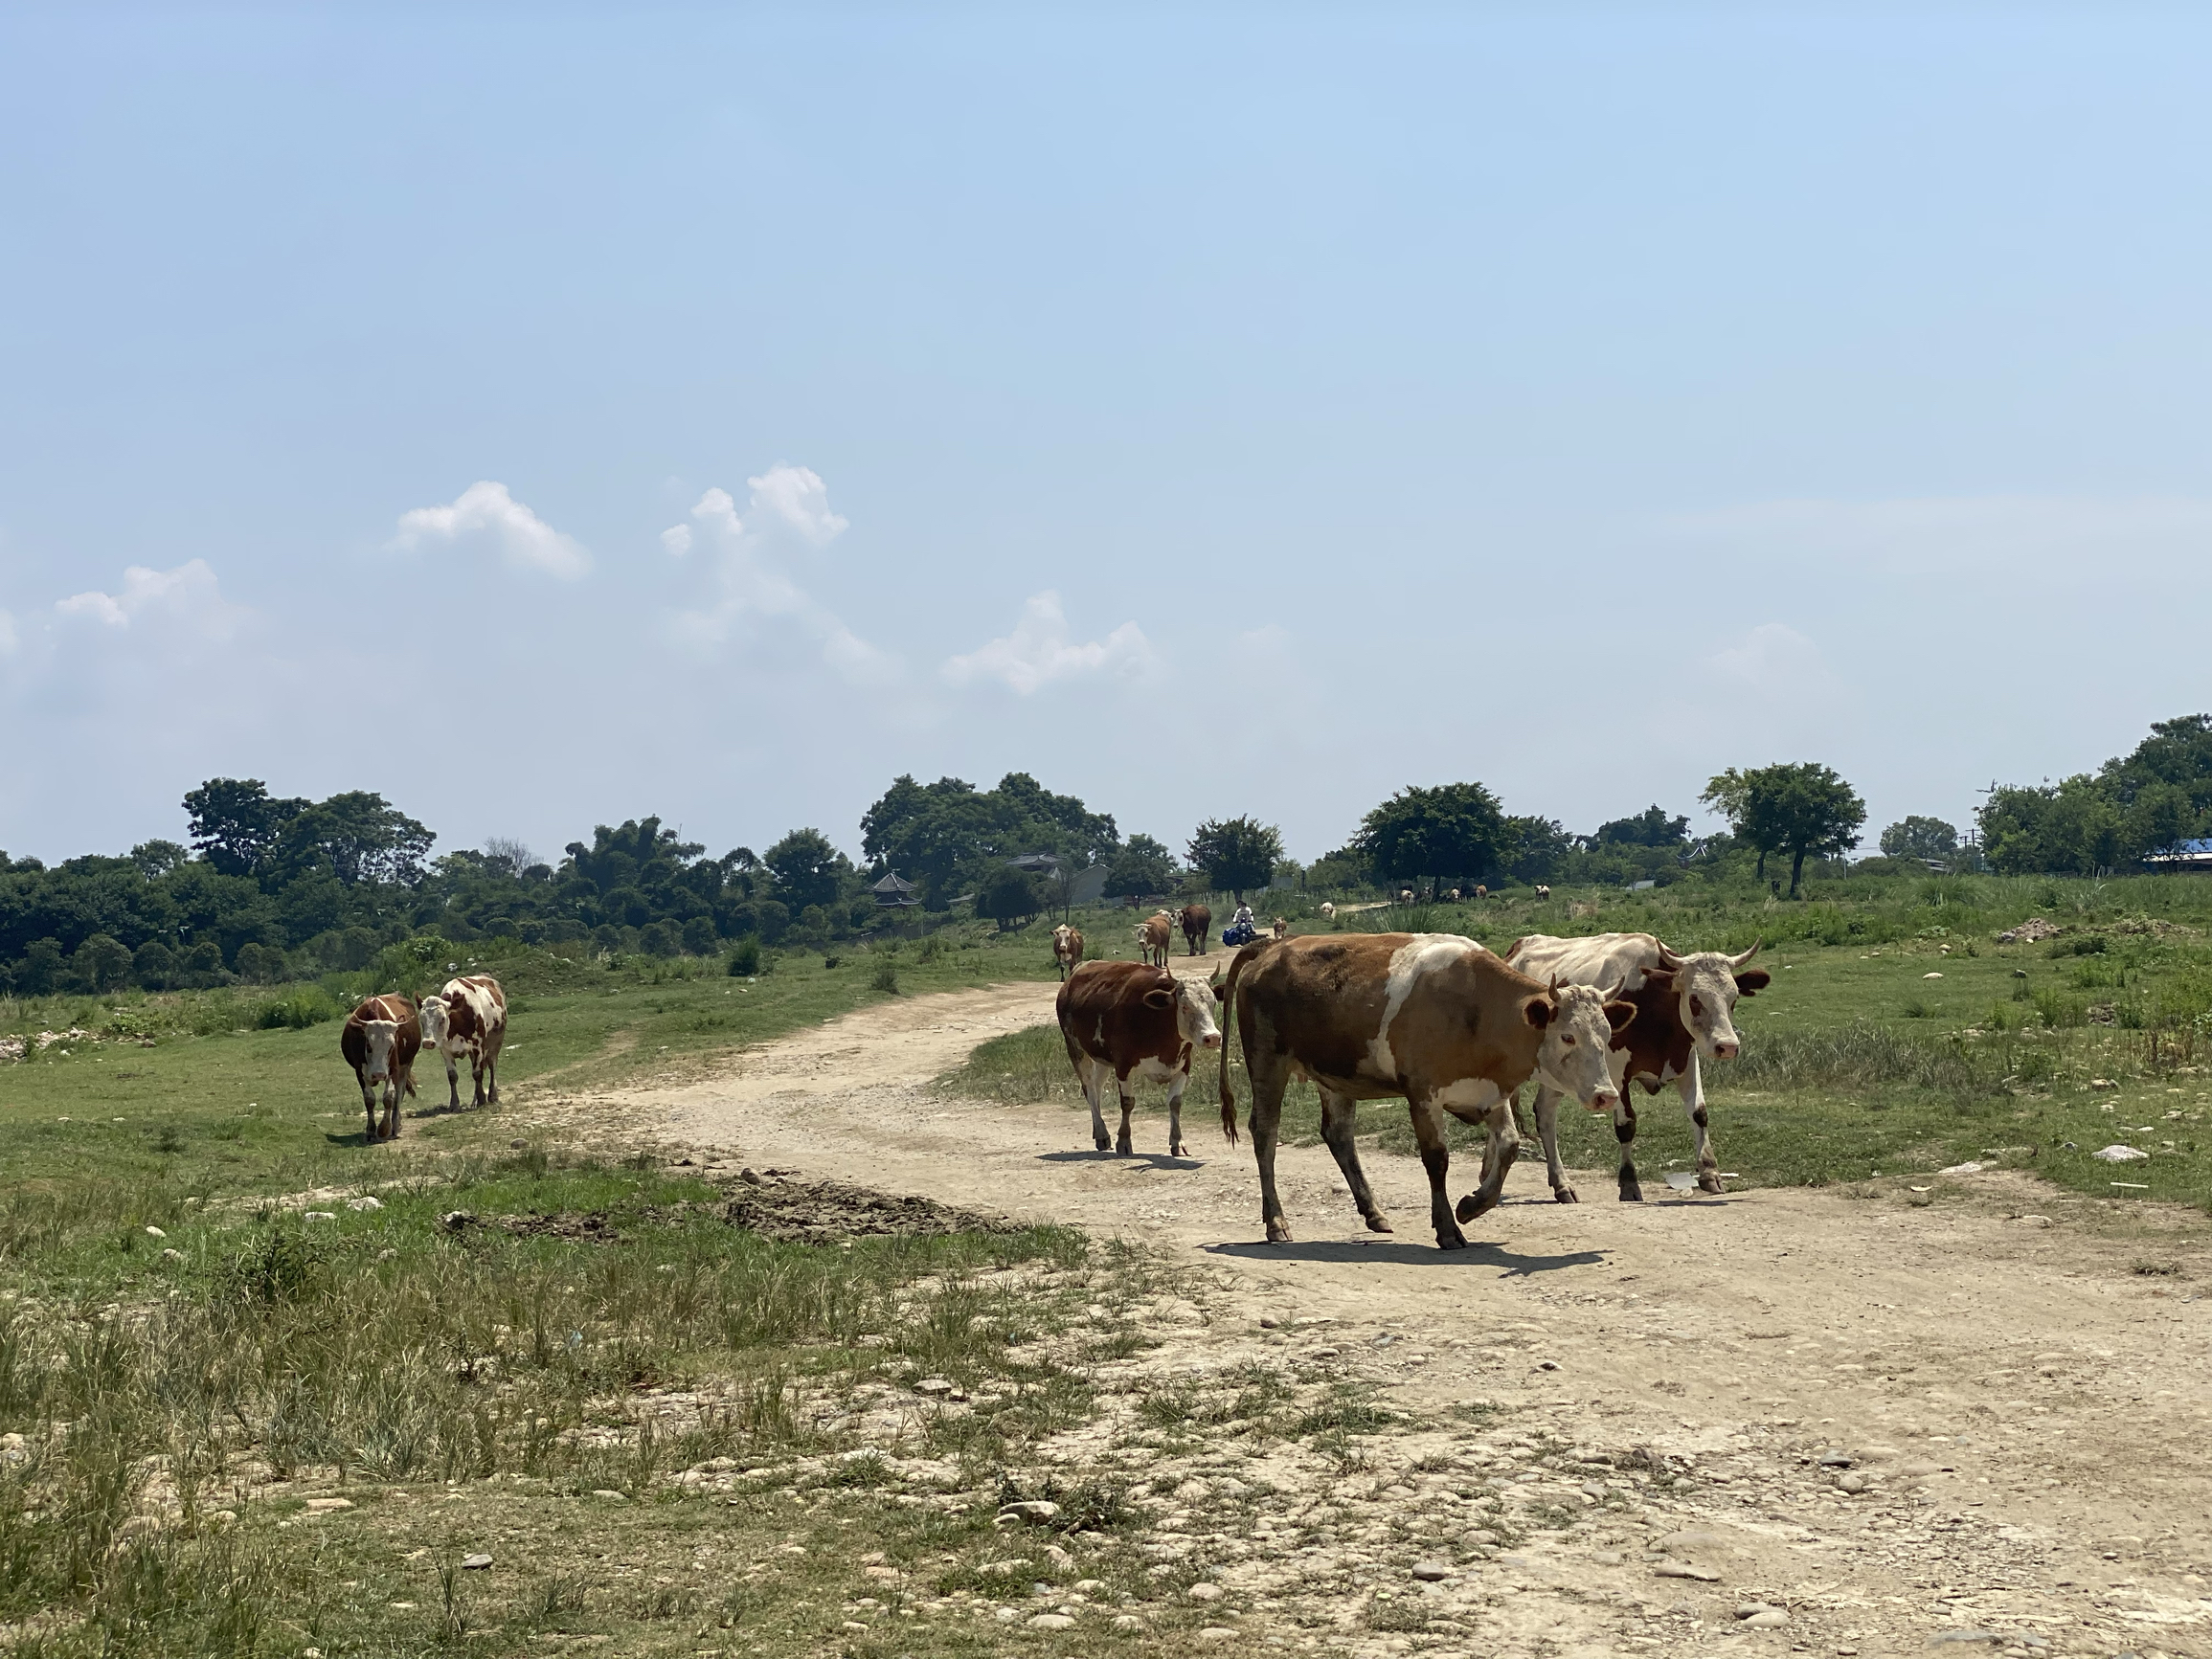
[941, 874, 2212, 1209]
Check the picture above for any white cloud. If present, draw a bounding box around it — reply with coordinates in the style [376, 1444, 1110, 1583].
[55, 559, 240, 640]
[1663, 494, 2212, 576]
[392, 481, 591, 580]
[942, 592, 1151, 695]
[664, 466, 892, 684]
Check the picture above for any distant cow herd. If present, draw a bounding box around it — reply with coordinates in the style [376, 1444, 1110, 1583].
[340, 974, 508, 1143]
[1053, 917, 1767, 1249]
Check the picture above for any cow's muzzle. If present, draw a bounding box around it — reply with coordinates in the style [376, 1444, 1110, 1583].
[1709, 1040, 1740, 1061]
[1200, 1033, 1224, 1050]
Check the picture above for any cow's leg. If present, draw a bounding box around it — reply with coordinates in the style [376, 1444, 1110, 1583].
[485, 1050, 499, 1105]
[1316, 1087, 1390, 1235]
[1078, 1057, 1113, 1152]
[1681, 1055, 1723, 1193]
[1409, 1096, 1467, 1250]
[1165, 1071, 1189, 1158]
[1115, 1067, 1138, 1156]
[1246, 1050, 1295, 1244]
[1614, 1096, 1643, 1201]
[361, 1075, 378, 1142]
[379, 1078, 399, 1142]
[444, 1051, 462, 1112]
[1531, 1086, 1576, 1202]
[1454, 1087, 1518, 1222]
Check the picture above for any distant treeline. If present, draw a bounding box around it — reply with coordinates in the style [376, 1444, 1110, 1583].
[3, 714, 2207, 994]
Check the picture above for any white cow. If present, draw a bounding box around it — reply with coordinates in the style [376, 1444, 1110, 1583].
[418, 975, 508, 1111]
[1501, 933, 1767, 1199]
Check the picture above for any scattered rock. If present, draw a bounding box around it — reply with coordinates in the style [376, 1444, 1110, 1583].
[347, 1196, 383, 1212]
[1740, 1604, 1789, 1628]
[2094, 1145, 2150, 1163]
[916, 1379, 955, 1395]
[303, 1211, 337, 1223]
[998, 1500, 1061, 1526]
[1837, 1472, 1868, 1494]
[460, 1553, 492, 1570]
[1929, 1633, 2004, 1646]
[1817, 1452, 1856, 1468]
[1411, 1561, 1452, 1581]
[739, 1167, 765, 1185]
[1027, 1613, 1074, 1629]
[1113, 1614, 1146, 1632]
[1187, 1582, 1224, 1603]
[160, 1248, 183, 1262]
[590, 1490, 627, 1501]
[144, 1224, 166, 1238]
[1197, 1629, 1239, 1644]
[1654, 1563, 1722, 1581]
[440, 1211, 477, 1231]
[1939, 1161, 1986, 1177]
[1923, 972, 1944, 979]
[302, 1497, 353, 1513]
[1997, 919, 2061, 944]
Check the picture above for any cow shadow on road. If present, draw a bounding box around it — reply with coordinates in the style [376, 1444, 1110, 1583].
[1038, 1149, 1202, 1173]
[1202, 1238, 1606, 1277]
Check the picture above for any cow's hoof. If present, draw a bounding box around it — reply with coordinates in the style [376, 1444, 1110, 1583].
[1265, 1219, 1293, 1244]
[1094, 1136, 1112, 1152]
[1553, 1187, 1579, 1204]
[1116, 1137, 1133, 1156]
[1698, 1173, 1725, 1195]
[1619, 1184, 1644, 1202]
[1364, 1212, 1393, 1235]
[1169, 1142, 1187, 1159]
[1434, 1227, 1469, 1251]
[1456, 1189, 1501, 1222]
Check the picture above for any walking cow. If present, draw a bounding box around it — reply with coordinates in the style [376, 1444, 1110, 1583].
[1134, 911, 1172, 967]
[1057, 961, 1223, 1157]
[1180, 903, 1212, 956]
[1215, 933, 1632, 1248]
[1502, 933, 1768, 1200]
[342, 994, 420, 1143]
[1052, 924, 1085, 981]
[418, 975, 508, 1112]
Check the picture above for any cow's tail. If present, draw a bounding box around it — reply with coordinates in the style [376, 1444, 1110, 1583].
[1216, 944, 1257, 1148]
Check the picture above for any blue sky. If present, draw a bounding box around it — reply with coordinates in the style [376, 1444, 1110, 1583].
[3, 5, 2207, 868]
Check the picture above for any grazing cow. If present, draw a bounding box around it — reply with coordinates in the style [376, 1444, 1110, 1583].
[1133, 911, 1172, 967]
[1215, 933, 1632, 1248]
[1445, 887, 1461, 901]
[1180, 903, 1212, 956]
[1319, 902, 1336, 920]
[1058, 961, 1224, 1156]
[1474, 885, 1488, 899]
[418, 975, 508, 1112]
[342, 994, 420, 1143]
[1397, 888, 1415, 904]
[1271, 917, 1288, 940]
[1534, 885, 1551, 901]
[1502, 933, 1769, 1199]
[1052, 923, 1085, 981]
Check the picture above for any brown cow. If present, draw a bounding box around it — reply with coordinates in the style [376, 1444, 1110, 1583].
[1179, 903, 1211, 955]
[1133, 910, 1172, 968]
[1058, 960, 1223, 1156]
[418, 975, 508, 1111]
[1271, 917, 1288, 940]
[341, 994, 421, 1143]
[1052, 923, 1085, 981]
[1216, 933, 1632, 1248]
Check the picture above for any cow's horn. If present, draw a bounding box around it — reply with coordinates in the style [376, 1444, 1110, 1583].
[1655, 942, 1686, 970]
[1729, 940, 1763, 969]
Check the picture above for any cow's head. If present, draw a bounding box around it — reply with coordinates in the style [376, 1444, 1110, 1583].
[418, 995, 451, 1049]
[1651, 942, 1768, 1060]
[1145, 974, 1224, 1051]
[1052, 925, 1073, 946]
[1524, 980, 1632, 1112]
[358, 1017, 403, 1080]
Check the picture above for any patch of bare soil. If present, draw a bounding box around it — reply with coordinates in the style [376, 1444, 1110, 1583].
[721, 1176, 1021, 1245]
[530, 972, 2212, 1658]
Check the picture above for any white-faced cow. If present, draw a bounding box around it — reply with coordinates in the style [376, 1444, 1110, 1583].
[1052, 924, 1085, 981]
[418, 975, 508, 1112]
[1533, 885, 1551, 901]
[1134, 911, 1172, 968]
[1319, 902, 1336, 920]
[1179, 903, 1212, 956]
[342, 994, 420, 1143]
[1502, 933, 1768, 1199]
[1215, 933, 1632, 1248]
[1057, 960, 1224, 1157]
[1271, 917, 1288, 940]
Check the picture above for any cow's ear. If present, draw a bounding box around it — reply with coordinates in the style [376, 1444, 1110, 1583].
[1642, 969, 1676, 994]
[1141, 987, 1174, 1010]
[1734, 969, 1772, 997]
[1604, 998, 1637, 1033]
[1522, 997, 1553, 1031]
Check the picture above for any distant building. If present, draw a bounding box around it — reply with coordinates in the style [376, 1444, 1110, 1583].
[871, 872, 919, 908]
[2146, 838, 2212, 872]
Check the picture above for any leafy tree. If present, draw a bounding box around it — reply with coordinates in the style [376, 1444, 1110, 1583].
[976, 863, 1044, 931]
[1706, 762, 1865, 895]
[183, 778, 309, 878]
[1595, 805, 1690, 848]
[1354, 784, 1507, 899]
[763, 828, 852, 915]
[1879, 816, 1959, 863]
[266, 793, 435, 886]
[130, 840, 190, 878]
[1186, 817, 1282, 903]
[860, 773, 1118, 908]
[1504, 815, 1574, 884]
[1104, 833, 1178, 899]
[72, 932, 133, 993]
[1980, 778, 2123, 875]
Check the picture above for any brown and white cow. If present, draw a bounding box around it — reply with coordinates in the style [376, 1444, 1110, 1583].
[1052, 924, 1085, 981]
[1058, 960, 1224, 1157]
[1215, 933, 1632, 1249]
[1179, 903, 1211, 956]
[1533, 885, 1551, 901]
[342, 994, 420, 1143]
[1271, 917, 1288, 940]
[1319, 902, 1337, 921]
[418, 975, 508, 1112]
[1501, 933, 1768, 1199]
[1134, 911, 1172, 967]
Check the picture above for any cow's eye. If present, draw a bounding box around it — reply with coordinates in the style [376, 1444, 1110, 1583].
[1561, 1034, 1575, 1045]
[1689, 995, 1704, 1019]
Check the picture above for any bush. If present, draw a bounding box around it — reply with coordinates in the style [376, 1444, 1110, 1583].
[71, 932, 134, 993]
[132, 939, 176, 991]
[257, 987, 341, 1029]
[233, 941, 286, 984]
[870, 961, 900, 994]
[728, 939, 762, 977]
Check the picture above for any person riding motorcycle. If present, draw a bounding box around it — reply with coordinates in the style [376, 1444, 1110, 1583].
[1223, 902, 1260, 947]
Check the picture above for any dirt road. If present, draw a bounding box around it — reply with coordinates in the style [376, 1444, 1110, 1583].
[567, 970, 2212, 1657]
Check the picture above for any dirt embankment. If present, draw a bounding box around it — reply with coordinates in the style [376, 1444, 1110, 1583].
[528, 966, 2212, 1658]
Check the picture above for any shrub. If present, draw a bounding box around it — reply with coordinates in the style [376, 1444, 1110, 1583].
[257, 988, 339, 1030]
[728, 939, 762, 976]
[132, 939, 176, 991]
[233, 941, 286, 984]
[870, 962, 900, 994]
